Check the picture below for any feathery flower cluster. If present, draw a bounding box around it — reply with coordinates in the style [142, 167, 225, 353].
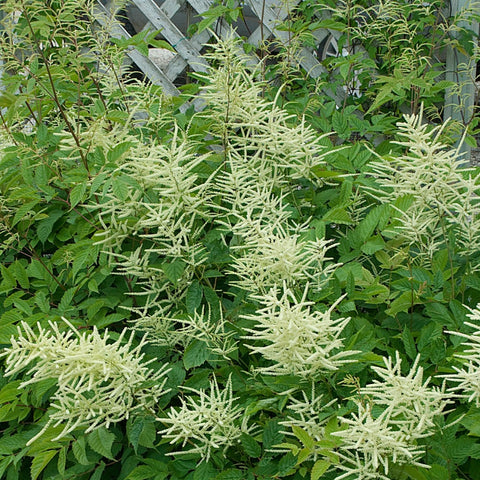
[442, 304, 480, 406]
[198, 35, 329, 185]
[175, 308, 237, 358]
[95, 124, 213, 255]
[242, 284, 356, 378]
[229, 219, 339, 294]
[2, 320, 170, 444]
[335, 404, 425, 480]
[368, 109, 480, 262]
[334, 353, 448, 479]
[158, 375, 247, 461]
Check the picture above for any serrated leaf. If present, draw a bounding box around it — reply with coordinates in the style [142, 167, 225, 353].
[292, 426, 314, 450]
[183, 340, 210, 370]
[402, 326, 417, 360]
[332, 111, 349, 138]
[138, 419, 156, 448]
[0, 381, 21, 403]
[161, 259, 186, 284]
[111, 176, 130, 201]
[0, 458, 12, 479]
[277, 452, 297, 475]
[72, 437, 90, 465]
[386, 291, 416, 316]
[12, 199, 40, 226]
[37, 209, 63, 243]
[0, 324, 18, 343]
[127, 417, 144, 454]
[311, 459, 330, 480]
[127, 416, 156, 454]
[322, 207, 353, 225]
[90, 462, 106, 480]
[194, 462, 217, 480]
[0, 265, 17, 293]
[262, 419, 283, 448]
[215, 469, 243, 480]
[107, 142, 134, 164]
[57, 446, 66, 476]
[70, 183, 87, 208]
[126, 465, 157, 480]
[35, 290, 50, 313]
[58, 287, 76, 314]
[361, 236, 385, 255]
[31, 449, 58, 480]
[240, 433, 261, 457]
[186, 280, 203, 313]
[87, 427, 115, 460]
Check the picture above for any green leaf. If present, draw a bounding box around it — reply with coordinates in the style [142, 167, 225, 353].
[87, 427, 116, 460]
[72, 436, 90, 465]
[262, 419, 283, 448]
[386, 291, 416, 316]
[215, 469, 244, 480]
[0, 323, 18, 343]
[57, 446, 67, 476]
[12, 261, 30, 290]
[277, 452, 297, 475]
[127, 465, 157, 480]
[402, 326, 417, 360]
[35, 290, 50, 313]
[111, 176, 130, 201]
[194, 462, 217, 480]
[0, 265, 17, 293]
[37, 209, 63, 243]
[0, 381, 21, 403]
[58, 287, 76, 314]
[311, 459, 330, 480]
[0, 458, 12, 479]
[90, 462, 106, 480]
[12, 199, 40, 226]
[292, 426, 314, 450]
[107, 142, 134, 164]
[138, 419, 156, 449]
[240, 433, 261, 458]
[161, 259, 186, 284]
[186, 280, 203, 313]
[322, 207, 353, 225]
[332, 111, 349, 138]
[460, 413, 480, 437]
[70, 183, 87, 208]
[183, 340, 210, 369]
[127, 416, 156, 454]
[31, 449, 58, 480]
[361, 236, 385, 255]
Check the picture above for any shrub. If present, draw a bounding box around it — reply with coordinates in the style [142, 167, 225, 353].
[0, 1, 480, 479]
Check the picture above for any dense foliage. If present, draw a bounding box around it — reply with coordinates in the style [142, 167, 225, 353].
[0, 0, 480, 479]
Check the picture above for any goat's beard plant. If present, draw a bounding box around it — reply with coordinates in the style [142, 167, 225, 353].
[1, 1, 480, 479]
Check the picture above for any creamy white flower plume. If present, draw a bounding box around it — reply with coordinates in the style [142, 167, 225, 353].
[334, 403, 425, 479]
[242, 284, 356, 378]
[360, 352, 448, 437]
[367, 107, 480, 263]
[2, 320, 169, 444]
[442, 304, 480, 406]
[335, 352, 448, 479]
[158, 375, 247, 461]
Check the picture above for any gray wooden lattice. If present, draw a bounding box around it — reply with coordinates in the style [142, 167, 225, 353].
[97, 0, 342, 104]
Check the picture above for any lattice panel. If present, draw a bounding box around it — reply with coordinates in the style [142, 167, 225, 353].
[95, 0, 342, 106]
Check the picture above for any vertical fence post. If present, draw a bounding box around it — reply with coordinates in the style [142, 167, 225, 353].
[444, 0, 479, 163]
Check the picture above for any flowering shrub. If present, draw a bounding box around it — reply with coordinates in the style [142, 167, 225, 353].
[0, 1, 480, 480]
